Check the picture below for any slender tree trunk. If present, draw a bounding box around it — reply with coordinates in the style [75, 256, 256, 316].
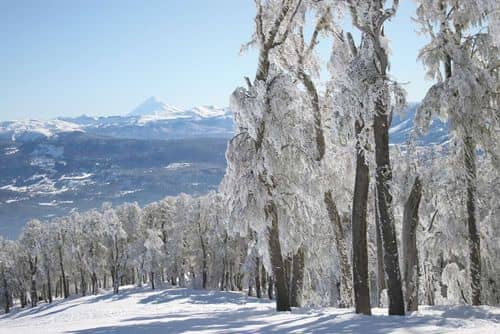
[290, 247, 305, 307]
[29, 258, 37, 308]
[58, 247, 69, 299]
[375, 193, 386, 307]
[200, 235, 208, 289]
[268, 275, 274, 300]
[284, 255, 292, 294]
[373, 96, 405, 316]
[237, 272, 243, 291]
[92, 272, 98, 295]
[266, 201, 291, 311]
[46, 266, 52, 303]
[325, 191, 353, 307]
[2, 269, 10, 313]
[261, 265, 267, 294]
[402, 176, 422, 312]
[114, 272, 119, 294]
[351, 118, 371, 315]
[255, 256, 262, 298]
[80, 269, 86, 296]
[150, 272, 155, 290]
[464, 136, 481, 305]
[20, 290, 27, 308]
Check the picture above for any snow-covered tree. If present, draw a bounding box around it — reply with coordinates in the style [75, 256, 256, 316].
[19, 219, 44, 307]
[414, 0, 499, 306]
[344, 0, 406, 316]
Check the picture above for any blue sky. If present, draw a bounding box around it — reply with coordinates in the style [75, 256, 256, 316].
[0, 0, 430, 121]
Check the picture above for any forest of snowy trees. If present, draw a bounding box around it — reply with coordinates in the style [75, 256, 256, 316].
[1, 0, 499, 318]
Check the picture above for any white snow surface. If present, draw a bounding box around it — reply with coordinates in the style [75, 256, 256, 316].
[0, 286, 498, 334]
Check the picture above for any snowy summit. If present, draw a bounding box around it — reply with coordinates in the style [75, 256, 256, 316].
[130, 96, 231, 124]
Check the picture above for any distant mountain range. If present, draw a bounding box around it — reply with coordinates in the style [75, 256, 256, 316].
[0, 97, 233, 142]
[0, 97, 448, 237]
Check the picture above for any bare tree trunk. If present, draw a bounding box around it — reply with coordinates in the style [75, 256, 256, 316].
[58, 246, 69, 299]
[46, 266, 53, 303]
[229, 265, 235, 291]
[200, 235, 208, 289]
[290, 246, 305, 307]
[402, 176, 422, 312]
[268, 275, 274, 300]
[375, 193, 386, 307]
[261, 265, 267, 293]
[29, 257, 37, 308]
[255, 256, 262, 298]
[20, 290, 27, 308]
[92, 272, 98, 295]
[374, 96, 405, 316]
[150, 272, 155, 290]
[266, 202, 291, 311]
[80, 269, 87, 296]
[351, 118, 371, 315]
[464, 136, 481, 305]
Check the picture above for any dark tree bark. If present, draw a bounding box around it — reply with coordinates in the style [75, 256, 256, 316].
[150, 272, 155, 290]
[290, 247, 305, 307]
[220, 233, 228, 291]
[58, 246, 69, 299]
[20, 290, 27, 308]
[80, 269, 87, 296]
[46, 266, 52, 303]
[351, 117, 371, 315]
[91, 272, 98, 295]
[266, 202, 291, 311]
[375, 193, 386, 307]
[268, 275, 274, 300]
[261, 265, 267, 295]
[255, 256, 262, 298]
[200, 233, 208, 289]
[464, 136, 481, 305]
[373, 96, 405, 316]
[402, 176, 422, 312]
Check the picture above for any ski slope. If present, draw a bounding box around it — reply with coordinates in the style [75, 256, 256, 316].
[0, 286, 499, 333]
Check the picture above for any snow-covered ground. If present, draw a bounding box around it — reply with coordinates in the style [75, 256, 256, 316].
[0, 286, 499, 334]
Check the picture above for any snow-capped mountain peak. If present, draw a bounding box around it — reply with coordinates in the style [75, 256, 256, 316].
[129, 97, 232, 125]
[128, 96, 184, 117]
